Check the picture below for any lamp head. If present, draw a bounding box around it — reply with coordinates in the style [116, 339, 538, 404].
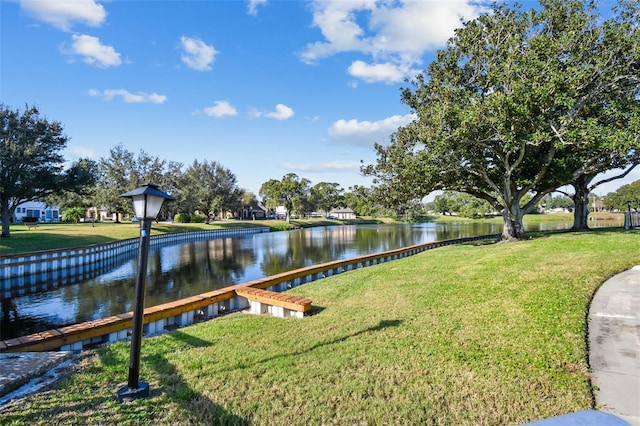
[120, 183, 175, 219]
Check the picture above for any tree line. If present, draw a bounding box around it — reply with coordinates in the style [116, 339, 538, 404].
[0, 106, 384, 237]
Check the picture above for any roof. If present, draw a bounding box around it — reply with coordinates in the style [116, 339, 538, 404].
[330, 207, 355, 213]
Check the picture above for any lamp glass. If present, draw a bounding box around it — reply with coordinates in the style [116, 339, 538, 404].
[132, 194, 165, 219]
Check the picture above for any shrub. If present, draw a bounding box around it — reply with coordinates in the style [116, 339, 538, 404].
[174, 213, 191, 223]
[192, 214, 206, 223]
[62, 207, 87, 223]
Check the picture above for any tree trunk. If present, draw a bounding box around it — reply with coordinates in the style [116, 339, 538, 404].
[501, 200, 527, 241]
[572, 194, 590, 231]
[1, 199, 12, 238]
[571, 177, 592, 231]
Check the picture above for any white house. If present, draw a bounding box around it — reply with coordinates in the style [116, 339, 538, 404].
[329, 207, 356, 220]
[275, 206, 288, 219]
[14, 201, 60, 223]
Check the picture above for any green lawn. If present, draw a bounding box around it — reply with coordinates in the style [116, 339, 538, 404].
[1, 229, 638, 425]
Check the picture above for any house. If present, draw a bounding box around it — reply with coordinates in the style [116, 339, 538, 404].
[238, 204, 267, 220]
[275, 206, 287, 219]
[14, 201, 60, 223]
[328, 207, 356, 220]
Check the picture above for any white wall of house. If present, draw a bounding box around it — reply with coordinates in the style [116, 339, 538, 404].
[14, 201, 60, 223]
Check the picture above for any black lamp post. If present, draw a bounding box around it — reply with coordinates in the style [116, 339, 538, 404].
[117, 183, 174, 402]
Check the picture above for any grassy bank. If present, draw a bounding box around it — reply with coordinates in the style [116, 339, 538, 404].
[431, 211, 624, 227]
[0, 220, 294, 255]
[1, 229, 638, 425]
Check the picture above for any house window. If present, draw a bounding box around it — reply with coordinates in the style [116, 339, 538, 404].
[26, 209, 39, 218]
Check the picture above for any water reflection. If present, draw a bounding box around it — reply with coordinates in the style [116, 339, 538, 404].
[2, 219, 608, 340]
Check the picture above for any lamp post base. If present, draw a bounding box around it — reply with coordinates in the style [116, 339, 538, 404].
[116, 381, 150, 402]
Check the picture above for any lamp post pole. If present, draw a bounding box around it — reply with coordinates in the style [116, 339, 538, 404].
[117, 183, 174, 402]
[124, 216, 152, 398]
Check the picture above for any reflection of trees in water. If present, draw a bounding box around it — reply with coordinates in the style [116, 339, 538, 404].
[133, 238, 256, 305]
[4, 223, 508, 340]
[259, 229, 339, 277]
[258, 225, 449, 277]
[1, 297, 58, 340]
[3, 237, 257, 340]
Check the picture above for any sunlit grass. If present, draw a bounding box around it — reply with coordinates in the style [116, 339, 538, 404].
[0, 221, 284, 255]
[1, 229, 638, 425]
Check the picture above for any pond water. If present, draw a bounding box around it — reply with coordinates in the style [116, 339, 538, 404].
[0, 218, 620, 340]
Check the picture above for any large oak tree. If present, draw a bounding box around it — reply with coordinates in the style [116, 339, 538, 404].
[0, 104, 94, 237]
[364, 0, 639, 240]
[259, 173, 311, 223]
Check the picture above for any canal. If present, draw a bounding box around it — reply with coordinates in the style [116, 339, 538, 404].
[0, 219, 615, 340]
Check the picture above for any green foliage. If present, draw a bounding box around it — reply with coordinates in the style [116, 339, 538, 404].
[343, 185, 383, 217]
[0, 104, 70, 237]
[46, 158, 99, 210]
[95, 144, 184, 222]
[259, 173, 311, 222]
[433, 192, 493, 218]
[62, 207, 87, 223]
[311, 182, 344, 214]
[540, 193, 575, 211]
[603, 180, 640, 211]
[177, 159, 241, 221]
[364, 0, 640, 241]
[174, 213, 191, 223]
[191, 214, 206, 223]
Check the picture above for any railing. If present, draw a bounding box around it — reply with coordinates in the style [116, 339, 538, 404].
[0, 227, 270, 294]
[0, 233, 500, 353]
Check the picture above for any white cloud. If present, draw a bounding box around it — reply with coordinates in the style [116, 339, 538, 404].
[247, 0, 267, 16]
[328, 113, 416, 148]
[202, 101, 238, 117]
[300, 0, 487, 83]
[180, 36, 217, 71]
[266, 104, 295, 120]
[279, 160, 361, 173]
[19, 0, 106, 31]
[252, 104, 295, 120]
[88, 89, 167, 104]
[62, 34, 121, 67]
[348, 60, 413, 84]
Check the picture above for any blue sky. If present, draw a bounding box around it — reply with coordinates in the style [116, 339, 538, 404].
[1, 0, 635, 200]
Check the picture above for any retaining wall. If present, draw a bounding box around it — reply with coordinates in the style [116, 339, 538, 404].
[0, 233, 500, 353]
[0, 227, 270, 295]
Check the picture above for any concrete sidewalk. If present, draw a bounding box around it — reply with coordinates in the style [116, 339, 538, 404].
[589, 265, 640, 425]
[0, 351, 75, 407]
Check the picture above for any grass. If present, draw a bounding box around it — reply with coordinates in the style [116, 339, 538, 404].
[1, 229, 638, 425]
[431, 211, 623, 226]
[0, 220, 291, 255]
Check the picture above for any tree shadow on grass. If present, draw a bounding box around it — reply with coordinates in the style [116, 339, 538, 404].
[0, 320, 402, 424]
[230, 319, 403, 371]
[0, 332, 247, 426]
[140, 329, 250, 425]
